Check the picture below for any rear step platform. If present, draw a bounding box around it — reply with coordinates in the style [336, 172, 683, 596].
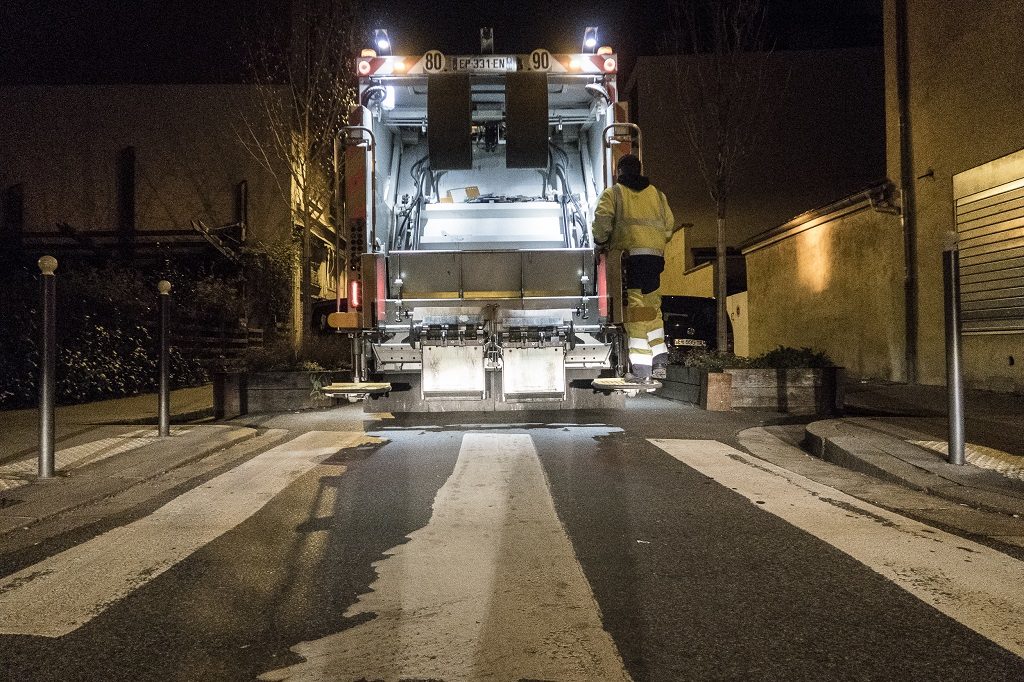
[322, 382, 392, 400]
[592, 377, 662, 395]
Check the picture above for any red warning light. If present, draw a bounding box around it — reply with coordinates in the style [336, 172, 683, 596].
[348, 279, 362, 309]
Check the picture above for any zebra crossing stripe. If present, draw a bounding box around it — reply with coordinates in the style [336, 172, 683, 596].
[260, 433, 632, 682]
[0, 431, 373, 638]
[650, 438, 1024, 658]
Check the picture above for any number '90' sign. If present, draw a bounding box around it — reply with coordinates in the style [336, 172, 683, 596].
[423, 50, 445, 74]
[529, 49, 552, 72]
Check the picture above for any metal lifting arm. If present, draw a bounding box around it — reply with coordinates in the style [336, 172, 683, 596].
[340, 125, 379, 252]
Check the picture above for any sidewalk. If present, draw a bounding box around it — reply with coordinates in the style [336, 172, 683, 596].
[0, 385, 214, 464]
[0, 386, 289, 551]
[843, 380, 1024, 457]
[804, 380, 1024, 517]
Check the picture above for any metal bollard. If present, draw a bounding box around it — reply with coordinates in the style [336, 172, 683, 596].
[38, 255, 58, 479]
[158, 280, 172, 437]
[943, 249, 965, 465]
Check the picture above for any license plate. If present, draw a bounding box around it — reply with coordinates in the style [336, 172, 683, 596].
[673, 338, 706, 347]
[449, 56, 517, 73]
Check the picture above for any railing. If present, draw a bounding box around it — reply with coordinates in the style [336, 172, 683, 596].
[175, 325, 268, 362]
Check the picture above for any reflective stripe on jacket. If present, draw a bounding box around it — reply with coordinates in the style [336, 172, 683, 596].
[592, 183, 675, 253]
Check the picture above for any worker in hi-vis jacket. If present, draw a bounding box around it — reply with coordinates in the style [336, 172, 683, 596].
[592, 153, 676, 383]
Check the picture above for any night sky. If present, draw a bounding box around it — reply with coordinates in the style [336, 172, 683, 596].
[1, 0, 881, 85]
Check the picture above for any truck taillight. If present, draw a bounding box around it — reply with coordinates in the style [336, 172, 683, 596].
[348, 280, 362, 309]
[376, 258, 387, 322]
[603, 57, 616, 73]
[358, 59, 371, 76]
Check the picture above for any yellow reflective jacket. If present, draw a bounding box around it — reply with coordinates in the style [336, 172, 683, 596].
[592, 183, 675, 254]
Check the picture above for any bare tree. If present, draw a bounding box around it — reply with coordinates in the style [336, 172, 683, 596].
[665, 0, 778, 352]
[236, 0, 357, 353]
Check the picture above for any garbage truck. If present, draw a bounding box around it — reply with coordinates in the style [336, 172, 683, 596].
[327, 33, 649, 411]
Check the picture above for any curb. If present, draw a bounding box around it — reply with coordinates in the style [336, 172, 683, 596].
[104, 406, 215, 426]
[805, 419, 1024, 518]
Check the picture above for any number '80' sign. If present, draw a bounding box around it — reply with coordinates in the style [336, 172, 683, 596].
[423, 50, 445, 74]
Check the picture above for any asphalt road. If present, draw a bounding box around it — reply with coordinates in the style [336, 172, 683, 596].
[1, 397, 1023, 680]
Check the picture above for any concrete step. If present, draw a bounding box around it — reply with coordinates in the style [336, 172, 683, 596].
[805, 419, 1024, 517]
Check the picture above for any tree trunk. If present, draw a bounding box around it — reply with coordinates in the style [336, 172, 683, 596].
[299, 207, 312, 356]
[715, 207, 729, 353]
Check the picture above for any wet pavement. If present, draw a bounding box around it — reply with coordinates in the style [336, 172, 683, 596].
[0, 393, 1022, 680]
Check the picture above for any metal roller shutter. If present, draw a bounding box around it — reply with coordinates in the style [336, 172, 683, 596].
[954, 152, 1024, 334]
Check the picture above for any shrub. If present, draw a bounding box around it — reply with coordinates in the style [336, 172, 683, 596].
[0, 259, 213, 409]
[682, 346, 835, 372]
[748, 346, 835, 369]
[237, 339, 298, 372]
[682, 349, 751, 371]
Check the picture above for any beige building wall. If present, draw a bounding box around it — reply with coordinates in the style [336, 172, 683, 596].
[0, 85, 290, 244]
[661, 228, 688, 293]
[884, 0, 1024, 391]
[663, 256, 712, 296]
[744, 202, 905, 380]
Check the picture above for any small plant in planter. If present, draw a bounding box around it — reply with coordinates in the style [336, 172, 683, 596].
[682, 349, 751, 372]
[748, 346, 834, 369]
[301, 361, 333, 405]
[234, 340, 299, 372]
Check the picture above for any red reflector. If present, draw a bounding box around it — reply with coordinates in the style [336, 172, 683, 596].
[376, 258, 386, 322]
[597, 253, 609, 318]
[348, 279, 362, 309]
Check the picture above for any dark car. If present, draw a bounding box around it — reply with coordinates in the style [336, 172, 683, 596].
[661, 295, 727, 361]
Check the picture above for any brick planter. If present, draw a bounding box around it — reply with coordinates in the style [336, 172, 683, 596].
[725, 367, 844, 414]
[659, 366, 733, 411]
[659, 365, 843, 414]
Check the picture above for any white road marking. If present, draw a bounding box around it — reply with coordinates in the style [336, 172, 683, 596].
[0, 431, 370, 638]
[261, 433, 631, 682]
[650, 438, 1024, 657]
